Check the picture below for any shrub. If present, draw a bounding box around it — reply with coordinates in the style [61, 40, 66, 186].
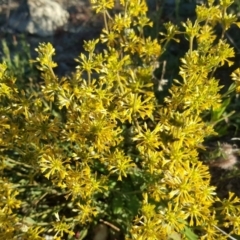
[1, 0, 240, 239]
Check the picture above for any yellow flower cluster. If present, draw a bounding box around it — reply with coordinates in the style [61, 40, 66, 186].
[0, 0, 240, 239]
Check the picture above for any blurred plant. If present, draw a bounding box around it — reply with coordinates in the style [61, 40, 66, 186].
[204, 79, 240, 138]
[202, 83, 236, 136]
[0, 35, 38, 85]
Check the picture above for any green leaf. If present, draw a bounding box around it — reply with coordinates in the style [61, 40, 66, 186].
[183, 226, 198, 240]
[168, 231, 182, 240]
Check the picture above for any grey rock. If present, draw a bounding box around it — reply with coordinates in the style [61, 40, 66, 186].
[7, 0, 69, 37]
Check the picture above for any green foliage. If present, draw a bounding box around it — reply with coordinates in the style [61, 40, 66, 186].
[1, 0, 240, 239]
[0, 35, 37, 85]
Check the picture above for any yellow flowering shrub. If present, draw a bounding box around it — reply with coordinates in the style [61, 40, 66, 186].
[0, 0, 240, 239]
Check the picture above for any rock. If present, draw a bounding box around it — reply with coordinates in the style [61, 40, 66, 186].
[7, 0, 69, 37]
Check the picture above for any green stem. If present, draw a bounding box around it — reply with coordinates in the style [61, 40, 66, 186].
[4, 157, 33, 168]
[189, 36, 194, 55]
[103, 10, 108, 32]
[87, 70, 91, 85]
[117, 73, 124, 93]
[49, 67, 56, 81]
